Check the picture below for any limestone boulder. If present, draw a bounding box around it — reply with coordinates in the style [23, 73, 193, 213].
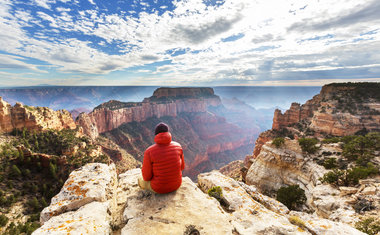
[198, 171, 306, 235]
[289, 211, 365, 235]
[339, 187, 358, 196]
[40, 163, 117, 224]
[311, 185, 357, 224]
[119, 169, 235, 235]
[33, 202, 111, 235]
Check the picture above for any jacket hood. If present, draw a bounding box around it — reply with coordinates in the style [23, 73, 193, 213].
[154, 132, 172, 145]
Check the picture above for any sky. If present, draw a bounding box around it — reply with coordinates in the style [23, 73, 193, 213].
[0, 0, 380, 87]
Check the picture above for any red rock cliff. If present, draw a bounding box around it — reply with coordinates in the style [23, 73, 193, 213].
[77, 88, 222, 139]
[247, 82, 380, 166]
[0, 97, 76, 133]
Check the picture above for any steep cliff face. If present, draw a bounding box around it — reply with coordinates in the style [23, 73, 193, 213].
[34, 163, 363, 235]
[77, 88, 221, 139]
[249, 83, 380, 163]
[272, 83, 380, 135]
[0, 97, 76, 133]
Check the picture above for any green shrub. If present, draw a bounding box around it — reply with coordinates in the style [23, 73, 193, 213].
[288, 215, 306, 230]
[11, 164, 22, 177]
[355, 217, 380, 235]
[342, 132, 380, 162]
[346, 163, 378, 185]
[29, 197, 40, 212]
[272, 137, 285, 148]
[320, 163, 378, 186]
[0, 214, 8, 227]
[323, 158, 337, 169]
[322, 137, 340, 144]
[276, 185, 306, 210]
[298, 138, 319, 154]
[208, 186, 223, 201]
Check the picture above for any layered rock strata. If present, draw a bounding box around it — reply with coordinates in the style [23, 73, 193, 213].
[76, 88, 221, 139]
[0, 97, 76, 133]
[34, 163, 363, 235]
[272, 83, 380, 135]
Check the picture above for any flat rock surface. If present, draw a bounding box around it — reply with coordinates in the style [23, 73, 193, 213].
[289, 211, 365, 235]
[33, 201, 111, 235]
[119, 169, 235, 235]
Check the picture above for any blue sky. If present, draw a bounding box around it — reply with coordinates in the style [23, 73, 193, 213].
[0, 0, 379, 86]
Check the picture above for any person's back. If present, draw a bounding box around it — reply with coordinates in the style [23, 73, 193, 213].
[139, 123, 185, 194]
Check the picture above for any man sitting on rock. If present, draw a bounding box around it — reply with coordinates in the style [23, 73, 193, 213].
[138, 122, 185, 194]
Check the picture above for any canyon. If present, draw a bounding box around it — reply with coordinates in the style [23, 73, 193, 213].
[77, 87, 257, 179]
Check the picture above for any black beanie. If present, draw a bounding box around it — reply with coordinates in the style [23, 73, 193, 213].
[154, 122, 169, 135]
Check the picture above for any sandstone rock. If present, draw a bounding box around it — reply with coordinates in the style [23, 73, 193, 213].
[359, 178, 378, 185]
[40, 163, 117, 224]
[198, 171, 305, 234]
[361, 186, 376, 195]
[271, 83, 380, 136]
[311, 185, 357, 224]
[119, 169, 235, 235]
[0, 97, 76, 133]
[219, 160, 244, 180]
[289, 211, 365, 235]
[238, 182, 290, 215]
[35, 163, 366, 235]
[339, 187, 358, 196]
[246, 139, 326, 199]
[33, 202, 111, 235]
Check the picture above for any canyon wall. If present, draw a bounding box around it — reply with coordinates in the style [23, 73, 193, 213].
[0, 97, 76, 133]
[272, 83, 380, 135]
[77, 88, 221, 139]
[248, 83, 380, 163]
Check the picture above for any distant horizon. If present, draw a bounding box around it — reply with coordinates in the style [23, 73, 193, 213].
[3, 80, 380, 89]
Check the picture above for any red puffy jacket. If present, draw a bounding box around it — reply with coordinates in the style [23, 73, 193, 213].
[142, 132, 185, 194]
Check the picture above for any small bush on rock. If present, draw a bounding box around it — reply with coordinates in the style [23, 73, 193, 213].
[323, 158, 337, 169]
[208, 186, 223, 202]
[355, 217, 380, 235]
[288, 216, 306, 229]
[0, 214, 9, 227]
[276, 185, 306, 210]
[298, 138, 319, 154]
[272, 137, 285, 148]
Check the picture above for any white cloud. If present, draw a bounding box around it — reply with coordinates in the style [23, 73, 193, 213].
[33, 0, 56, 9]
[0, 0, 379, 85]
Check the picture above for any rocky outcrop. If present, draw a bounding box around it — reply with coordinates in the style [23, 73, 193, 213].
[0, 97, 76, 133]
[246, 139, 326, 200]
[35, 163, 363, 234]
[149, 87, 216, 99]
[40, 163, 117, 224]
[272, 83, 380, 135]
[245, 138, 380, 226]
[77, 88, 221, 139]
